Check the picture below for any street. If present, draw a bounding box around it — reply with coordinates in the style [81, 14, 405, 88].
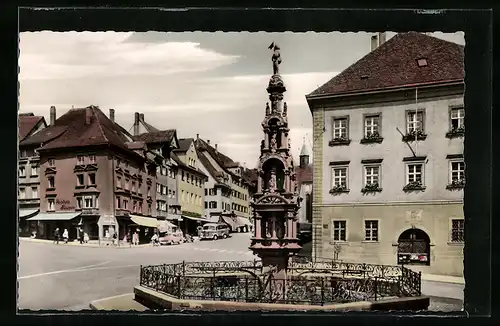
[18, 233, 463, 311]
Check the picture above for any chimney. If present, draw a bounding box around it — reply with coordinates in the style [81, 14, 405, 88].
[109, 109, 115, 122]
[378, 32, 387, 46]
[85, 107, 92, 125]
[139, 113, 144, 122]
[49, 106, 56, 126]
[133, 112, 140, 136]
[196, 134, 199, 140]
[207, 140, 210, 145]
[215, 144, 218, 152]
[371, 35, 378, 52]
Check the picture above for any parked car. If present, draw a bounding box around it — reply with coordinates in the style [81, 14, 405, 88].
[200, 223, 230, 240]
[159, 231, 183, 245]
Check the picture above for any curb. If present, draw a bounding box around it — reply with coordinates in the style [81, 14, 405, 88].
[421, 275, 465, 285]
[89, 293, 148, 311]
[19, 237, 152, 249]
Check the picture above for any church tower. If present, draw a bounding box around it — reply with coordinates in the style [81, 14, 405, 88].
[299, 137, 310, 168]
[250, 43, 301, 277]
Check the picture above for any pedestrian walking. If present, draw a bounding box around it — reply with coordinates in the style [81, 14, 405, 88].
[53, 228, 60, 244]
[151, 233, 159, 247]
[83, 232, 89, 243]
[79, 227, 84, 244]
[62, 229, 69, 244]
[133, 231, 139, 246]
[112, 232, 117, 246]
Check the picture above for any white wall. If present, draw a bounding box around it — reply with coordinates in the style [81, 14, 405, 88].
[322, 94, 464, 204]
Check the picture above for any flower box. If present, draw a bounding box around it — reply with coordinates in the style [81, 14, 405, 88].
[329, 185, 350, 194]
[445, 127, 465, 139]
[446, 179, 465, 190]
[403, 181, 426, 192]
[360, 132, 384, 144]
[328, 137, 351, 146]
[402, 130, 427, 142]
[361, 183, 383, 193]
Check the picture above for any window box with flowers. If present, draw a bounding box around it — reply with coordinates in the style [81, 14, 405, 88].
[445, 126, 465, 139]
[360, 131, 384, 144]
[328, 136, 351, 147]
[446, 179, 465, 190]
[329, 185, 350, 195]
[402, 130, 427, 142]
[329, 116, 351, 146]
[361, 182, 383, 193]
[403, 181, 426, 192]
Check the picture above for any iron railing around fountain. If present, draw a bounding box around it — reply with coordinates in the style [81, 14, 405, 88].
[139, 260, 422, 306]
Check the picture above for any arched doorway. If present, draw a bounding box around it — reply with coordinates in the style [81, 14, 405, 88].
[397, 228, 431, 266]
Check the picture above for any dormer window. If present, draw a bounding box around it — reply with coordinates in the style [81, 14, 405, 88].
[416, 58, 428, 67]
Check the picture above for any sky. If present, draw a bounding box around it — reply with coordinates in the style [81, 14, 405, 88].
[18, 31, 465, 168]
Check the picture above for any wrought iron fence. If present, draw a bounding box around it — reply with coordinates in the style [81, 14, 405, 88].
[139, 259, 422, 306]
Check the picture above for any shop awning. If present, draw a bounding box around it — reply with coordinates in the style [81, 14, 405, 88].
[182, 215, 207, 223]
[208, 216, 221, 223]
[26, 212, 81, 221]
[158, 220, 177, 233]
[130, 215, 160, 228]
[166, 214, 183, 221]
[221, 215, 237, 230]
[19, 208, 39, 218]
[237, 216, 253, 227]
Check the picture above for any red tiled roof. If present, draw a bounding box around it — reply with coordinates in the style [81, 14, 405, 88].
[308, 32, 464, 98]
[126, 141, 147, 150]
[35, 106, 137, 153]
[19, 114, 45, 141]
[295, 164, 313, 187]
[133, 130, 176, 145]
[19, 125, 66, 147]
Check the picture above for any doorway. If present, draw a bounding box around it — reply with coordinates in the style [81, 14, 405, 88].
[397, 228, 431, 266]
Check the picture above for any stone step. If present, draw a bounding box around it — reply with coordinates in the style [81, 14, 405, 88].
[89, 293, 149, 311]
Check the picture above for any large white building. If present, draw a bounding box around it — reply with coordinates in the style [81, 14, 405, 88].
[194, 136, 253, 232]
[307, 32, 465, 276]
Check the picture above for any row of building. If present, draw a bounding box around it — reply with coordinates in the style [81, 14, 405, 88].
[306, 32, 465, 276]
[18, 107, 298, 243]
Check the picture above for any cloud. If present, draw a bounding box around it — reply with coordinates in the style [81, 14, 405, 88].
[19, 31, 462, 169]
[19, 32, 240, 80]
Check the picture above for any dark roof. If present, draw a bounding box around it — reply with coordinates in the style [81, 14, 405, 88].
[295, 164, 313, 187]
[133, 129, 176, 145]
[19, 125, 67, 147]
[308, 32, 465, 98]
[198, 152, 224, 180]
[19, 114, 45, 141]
[242, 168, 258, 186]
[140, 119, 160, 133]
[171, 152, 207, 179]
[30, 106, 139, 155]
[174, 138, 194, 153]
[195, 138, 240, 171]
[126, 141, 147, 150]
